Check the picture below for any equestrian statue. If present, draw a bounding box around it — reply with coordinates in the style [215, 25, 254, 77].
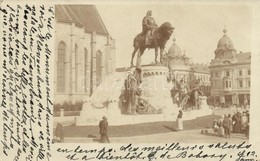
[130, 10, 174, 67]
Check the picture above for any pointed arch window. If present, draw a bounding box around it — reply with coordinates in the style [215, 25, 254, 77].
[57, 42, 66, 92]
[96, 50, 102, 87]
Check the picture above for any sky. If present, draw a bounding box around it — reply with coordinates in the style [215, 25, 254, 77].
[96, 5, 252, 68]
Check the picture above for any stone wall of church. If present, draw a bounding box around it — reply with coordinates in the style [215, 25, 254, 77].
[54, 22, 116, 104]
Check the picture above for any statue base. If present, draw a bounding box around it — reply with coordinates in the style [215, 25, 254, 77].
[74, 65, 212, 126]
[138, 65, 175, 110]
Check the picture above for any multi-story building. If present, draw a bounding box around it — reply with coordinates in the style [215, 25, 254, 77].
[209, 29, 251, 106]
[54, 5, 116, 104]
[166, 38, 211, 96]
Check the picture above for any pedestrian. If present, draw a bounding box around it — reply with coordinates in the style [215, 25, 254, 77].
[212, 119, 219, 133]
[54, 122, 64, 142]
[223, 115, 228, 137]
[217, 115, 225, 137]
[237, 112, 242, 133]
[228, 114, 233, 136]
[232, 112, 241, 133]
[245, 111, 250, 138]
[245, 123, 249, 139]
[99, 116, 110, 143]
[241, 111, 248, 132]
[223, 114, 232, 138]
[176, 110, 183, 131]
[232, 113, 236, 132]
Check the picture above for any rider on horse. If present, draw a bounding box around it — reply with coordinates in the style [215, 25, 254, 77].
[142, 10, 158, 46]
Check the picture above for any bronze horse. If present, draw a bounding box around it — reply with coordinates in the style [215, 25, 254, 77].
[130, 22, 174, 67]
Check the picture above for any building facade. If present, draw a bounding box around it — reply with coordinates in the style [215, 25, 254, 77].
[209, 29, 251, 106]
[166, 38, 211, 96]
[54, 5, 116, 104]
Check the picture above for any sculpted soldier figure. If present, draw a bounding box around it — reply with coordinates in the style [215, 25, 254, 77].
[177, 78, 189, 108]
[142, 10, 158, 46]
[124, 69, 142, 114]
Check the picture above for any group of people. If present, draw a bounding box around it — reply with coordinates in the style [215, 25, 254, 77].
[212, 111, 250, 139]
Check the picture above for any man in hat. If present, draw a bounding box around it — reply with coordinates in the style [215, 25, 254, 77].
[99, 116, 110, 143]
[54, 122, 64, 142]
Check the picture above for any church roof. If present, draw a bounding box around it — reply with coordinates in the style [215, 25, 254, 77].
[168, 38, 182, 57]
[215, 29, 236, 53]
[55, 5, 109, 35]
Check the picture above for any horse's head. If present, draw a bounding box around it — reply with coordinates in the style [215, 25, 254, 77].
[159, 22, 174, 40]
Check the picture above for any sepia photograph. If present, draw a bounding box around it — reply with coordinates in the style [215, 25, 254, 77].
[2, 1, 260, 161]
[52, 4, 251, 144]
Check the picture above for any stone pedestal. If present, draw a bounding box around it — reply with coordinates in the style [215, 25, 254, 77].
[76, 98, 107, 126]
[76, 97, 122, 126]
[73, 65, 212, 126]
[137, 65, 179, 116]
[80, 99, 92, 116]
[107, 99, 121, 116]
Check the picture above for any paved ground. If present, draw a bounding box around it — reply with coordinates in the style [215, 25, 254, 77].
[63, 129, 248, 144]
[62, 115, 220, 138]
[57, 108, 249, 144]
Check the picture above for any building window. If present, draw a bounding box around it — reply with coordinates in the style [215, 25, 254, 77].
[57, 42, 66, 92]
[248, 69, 251, 75]
[239, 70, 243, 76]
[224, 80, 231, 89]
[226, 70, 230, 77]
[239, 80, 243, 88]
[225, 81, 228, 88]
[248, 80, 251, 87]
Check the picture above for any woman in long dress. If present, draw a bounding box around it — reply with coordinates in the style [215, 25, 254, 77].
[218, 115, 225, 137]
[176, 110, 183, 131]
[212, 119, 219, 133]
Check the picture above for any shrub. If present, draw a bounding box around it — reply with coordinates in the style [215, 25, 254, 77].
[54, 101, 83, 112]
